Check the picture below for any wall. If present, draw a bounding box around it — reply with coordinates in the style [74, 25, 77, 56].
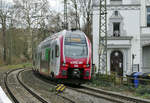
[92, 2, 141, 73]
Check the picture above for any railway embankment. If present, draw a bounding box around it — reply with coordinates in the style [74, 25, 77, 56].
[0, 63, 32, 98]
[86, 74, 150, 101]
[0, 64, 150, 103]
[22, 70, 112, 103]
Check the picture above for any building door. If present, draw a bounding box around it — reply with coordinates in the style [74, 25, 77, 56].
[110, 51, 123, 76]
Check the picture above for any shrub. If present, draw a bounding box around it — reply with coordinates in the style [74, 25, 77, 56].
[90, 73, 115, 87]
[135, 85, 150, 95]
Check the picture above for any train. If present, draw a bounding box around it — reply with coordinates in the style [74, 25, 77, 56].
[33, 29, 92, 84]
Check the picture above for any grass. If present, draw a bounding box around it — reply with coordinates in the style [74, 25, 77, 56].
[0, 62, 32, 73]
[135, 85, 150, 99]
[88, 75, 150, 100]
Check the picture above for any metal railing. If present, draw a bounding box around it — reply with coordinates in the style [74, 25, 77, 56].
[91, 73, 150, 87]
[141, 67, 150, 73]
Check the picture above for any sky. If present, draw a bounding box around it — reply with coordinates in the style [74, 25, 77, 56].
[49, 0, 63, 12]
[6, 0, 63, 12]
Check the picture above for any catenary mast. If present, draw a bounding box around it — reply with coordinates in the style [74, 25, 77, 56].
[64, 0, 68, 29]
[99, 0, 107, 74]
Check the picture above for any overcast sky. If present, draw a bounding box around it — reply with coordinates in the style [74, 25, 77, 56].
[6, 0, 63, 12]
[49, 0, 63, 12]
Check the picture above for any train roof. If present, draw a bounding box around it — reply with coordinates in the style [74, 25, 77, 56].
[37, 29, 86, 49]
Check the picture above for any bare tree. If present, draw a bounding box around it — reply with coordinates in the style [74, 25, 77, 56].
[0, 0, 13, 63]
[79, 0, 92, 38]
[66, 0, 81, 29]
[13, 0, 50, 59]
[67, 0, 92, 38]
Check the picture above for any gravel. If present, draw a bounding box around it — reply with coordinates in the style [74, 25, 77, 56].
[7, 70, 41, 103]
[21, 70, 114, 103]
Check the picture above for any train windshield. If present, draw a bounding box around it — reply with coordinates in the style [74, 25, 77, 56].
[64, 33, 88, 58]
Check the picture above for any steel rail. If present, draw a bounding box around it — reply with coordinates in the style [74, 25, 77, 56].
[33, 71, 76, 103]
[17, 69, 49, 103]
[67, 86, 124, 103]
[80, 85, 150, 103]
[33, 69, 150, 103]
[34, 71, 122, 103]
[4, 68, 21, 103]
[4, 68, 49, 103]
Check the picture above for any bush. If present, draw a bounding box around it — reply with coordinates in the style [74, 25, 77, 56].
[136, 85, 150, 95]
[0, 58, 5, 66]
[141, 93, 150, 99]
[90, 73, 115, 87]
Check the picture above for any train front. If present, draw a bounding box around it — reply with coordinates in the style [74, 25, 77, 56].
[59, 31, 92, 83]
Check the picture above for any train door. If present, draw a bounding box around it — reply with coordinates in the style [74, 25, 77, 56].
[45, 48, 51, 75]
[50, 42, 55, 75]
[35, 52, 38, 71]
[38, 52, 42, 72]
[53, 42, 57, 75]
[55, 42, 60, 76]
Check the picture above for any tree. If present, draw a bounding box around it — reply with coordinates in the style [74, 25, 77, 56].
[13, 0, 50, 59]
[79, 0, 92, 37]
[0, 0, 13, 63]
[47, 12, 64, 33]
[66, 0, 92, 39]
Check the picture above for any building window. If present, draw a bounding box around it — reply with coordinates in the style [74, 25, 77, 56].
[115, 11, 118, 16]
[147, 7, 150, 27]
[113, 22, 120, 37]
[110, 0, 122, 5]
[111, 0, 122, 1]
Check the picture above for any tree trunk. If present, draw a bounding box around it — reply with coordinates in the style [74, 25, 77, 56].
[2, 17, 7, 63]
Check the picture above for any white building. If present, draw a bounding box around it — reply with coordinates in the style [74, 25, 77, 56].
[140, 0, 150, 73]
[92, 0, 150, 76]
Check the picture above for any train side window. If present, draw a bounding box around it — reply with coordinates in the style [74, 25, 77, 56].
[55, 45, 59, 57]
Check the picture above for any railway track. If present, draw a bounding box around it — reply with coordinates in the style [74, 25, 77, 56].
[6, 69, 150, 103]
[65, 84, 150, 103]
[32, 71, 76, 103]
[33, 69, 150, 103]
[80, 85, 150, 103]
[33, 71, 119, 103]
[4, 68, 76, 103]
[4, 68, 49, 103]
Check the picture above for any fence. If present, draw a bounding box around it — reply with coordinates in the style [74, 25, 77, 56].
[91, 73, 150, 87]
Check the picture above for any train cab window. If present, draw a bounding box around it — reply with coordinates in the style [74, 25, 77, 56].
[55, 45, 59, 57]
[52, 50, 54, 59]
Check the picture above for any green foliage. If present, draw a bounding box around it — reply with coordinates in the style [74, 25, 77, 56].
[1, 63, 32, 69]
[135, 85, 150, 95]
[141, 93, 150, 99]
[90, 74, 115, 87]
[88, 73, 150, 99]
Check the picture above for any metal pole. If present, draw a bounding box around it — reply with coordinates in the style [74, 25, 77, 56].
[64, 0, 68, 29]
[99, 0, 107, 74]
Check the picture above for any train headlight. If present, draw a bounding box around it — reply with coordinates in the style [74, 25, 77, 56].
[62, 63, 69, 67]
[83, 64, 90, 68]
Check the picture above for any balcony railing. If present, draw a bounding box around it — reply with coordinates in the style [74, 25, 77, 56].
[113, 30, 120, 37]
[142, 67, 150, 73]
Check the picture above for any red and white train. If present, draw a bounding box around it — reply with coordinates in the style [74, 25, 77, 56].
[33, 29, 92, 84]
